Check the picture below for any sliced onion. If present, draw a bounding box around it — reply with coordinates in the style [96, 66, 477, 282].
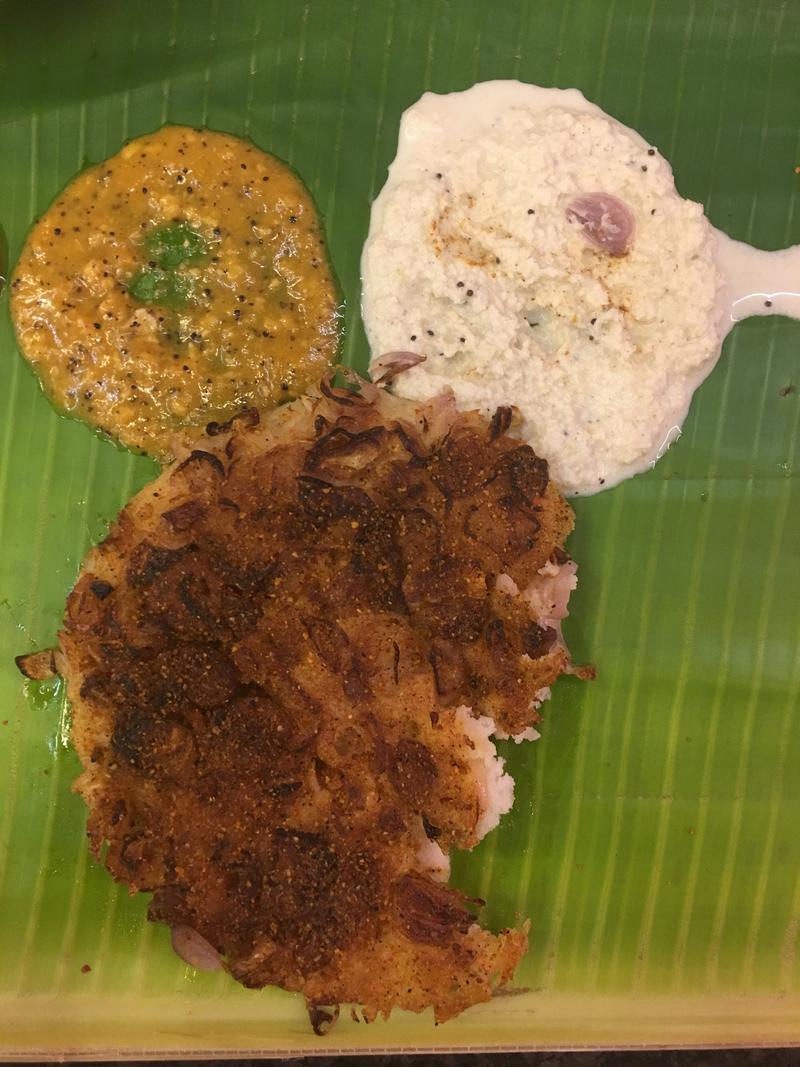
[307, 1002, 340, 1035]
[170, 925, 222, 971]
[369, 350, 426, 385]
[565, 192, 635, 257]
[338, 364, 379, 403]
[15, 648, 58, 680]
[423, 388, 459, 440]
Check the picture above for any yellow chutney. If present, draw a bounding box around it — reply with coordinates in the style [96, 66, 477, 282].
[11, 126, 341, 457]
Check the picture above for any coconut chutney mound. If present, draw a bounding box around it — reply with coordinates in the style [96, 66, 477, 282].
[361, 81, 724, 495]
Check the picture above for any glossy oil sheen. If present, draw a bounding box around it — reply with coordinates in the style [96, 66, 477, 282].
[0, 224, 7, 299]
[0, 0, 798, 1055]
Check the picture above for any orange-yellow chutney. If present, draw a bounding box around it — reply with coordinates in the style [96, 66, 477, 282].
[11, 125, 341, 457]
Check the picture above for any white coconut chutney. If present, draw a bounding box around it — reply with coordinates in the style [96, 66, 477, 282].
[361, 81, 800, 495]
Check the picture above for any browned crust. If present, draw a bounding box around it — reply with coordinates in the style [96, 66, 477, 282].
[15, 648, 58, 680]
[58, 374, 577, 1024]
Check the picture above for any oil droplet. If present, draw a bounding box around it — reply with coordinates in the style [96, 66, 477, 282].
[26, 675, 61, 713]
[26, 676, 70, 753]
[699, 491, 709, 502]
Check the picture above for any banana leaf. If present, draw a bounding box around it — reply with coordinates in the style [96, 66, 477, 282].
[0, 0, 798, 1054]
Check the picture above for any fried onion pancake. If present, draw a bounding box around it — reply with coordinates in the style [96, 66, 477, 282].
[57, 372, 583, 1025]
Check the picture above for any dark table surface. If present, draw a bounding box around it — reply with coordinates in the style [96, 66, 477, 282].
[47, 1053, 800, 1066]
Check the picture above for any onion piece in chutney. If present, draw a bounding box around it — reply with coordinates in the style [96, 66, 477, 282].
[10, 126, 341, 458]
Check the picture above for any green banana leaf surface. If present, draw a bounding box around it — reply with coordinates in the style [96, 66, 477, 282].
[0, 0, 798, 1056]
